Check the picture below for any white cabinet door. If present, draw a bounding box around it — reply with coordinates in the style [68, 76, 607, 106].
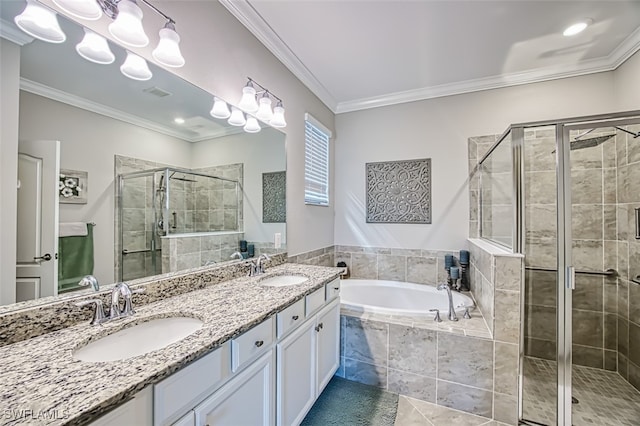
[194, 350, 275, 426]
[276, 320, 316, 426]
[316, 299, 340, 394]
[90, 386, 152, 426]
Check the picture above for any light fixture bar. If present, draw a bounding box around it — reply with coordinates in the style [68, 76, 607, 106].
[138, 0, 174, 23]
[247, 76, 283, 103]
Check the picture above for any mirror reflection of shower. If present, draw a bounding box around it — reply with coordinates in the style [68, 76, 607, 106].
[118, 167, 242, 281]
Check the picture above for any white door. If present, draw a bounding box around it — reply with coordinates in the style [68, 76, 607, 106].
[16, 140, 60, 302]
[194, 350, 275, 426]
[316, 299, 340, 394]
[276, 321, 316, 426]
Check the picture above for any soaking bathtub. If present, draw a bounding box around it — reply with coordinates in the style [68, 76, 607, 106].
[340, 279, 475, 317]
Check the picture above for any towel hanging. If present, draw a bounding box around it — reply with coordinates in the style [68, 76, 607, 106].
[59, 222, 88, 237]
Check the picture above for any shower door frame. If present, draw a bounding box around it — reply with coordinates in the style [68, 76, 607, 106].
[511, 110, 640, 425]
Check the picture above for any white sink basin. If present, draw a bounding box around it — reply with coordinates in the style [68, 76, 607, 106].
[259, 275, 309, 287]
[73, 317, 203, 362]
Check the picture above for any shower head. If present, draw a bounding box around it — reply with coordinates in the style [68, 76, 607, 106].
[569, 134, 615, 151]
[551, 133, 615, 153]
[169, 171, 197, 182]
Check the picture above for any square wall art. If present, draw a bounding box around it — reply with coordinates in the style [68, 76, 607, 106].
[366, 158, 431, 224]
[59, 169, 88, 204]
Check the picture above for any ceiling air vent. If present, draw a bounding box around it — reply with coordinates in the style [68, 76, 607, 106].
[142, 86, 172, 98]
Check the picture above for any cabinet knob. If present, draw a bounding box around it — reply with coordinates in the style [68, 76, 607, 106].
[315, 323, 324, 332]
[333, 287, 339, 290]
[255, 340, 264, 347]
[292, 315, 299, 321]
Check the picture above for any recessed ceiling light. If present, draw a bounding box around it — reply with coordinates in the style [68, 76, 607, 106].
[563, 19, 592, 37]
[174, 117, 185, 124]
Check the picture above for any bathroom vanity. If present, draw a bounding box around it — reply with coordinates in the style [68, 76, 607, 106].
[0, 263, 341, 426]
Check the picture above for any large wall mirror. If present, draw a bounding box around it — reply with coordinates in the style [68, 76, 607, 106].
[0, 3, 286, 310]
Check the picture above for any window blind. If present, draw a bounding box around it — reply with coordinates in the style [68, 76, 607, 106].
[304, 114, 330, 206]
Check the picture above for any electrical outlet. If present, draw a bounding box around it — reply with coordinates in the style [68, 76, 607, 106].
[274, 233, 281, 249]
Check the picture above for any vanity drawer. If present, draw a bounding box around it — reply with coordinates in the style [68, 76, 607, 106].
[305, 287, 325, 317]
[326, 278, 340, 300]
[232, 316, 275, 372]
[154, 342, 230, 426]
[276, 299, 305, 338]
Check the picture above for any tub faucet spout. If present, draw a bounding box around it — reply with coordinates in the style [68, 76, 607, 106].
[437, 283, 458, 321]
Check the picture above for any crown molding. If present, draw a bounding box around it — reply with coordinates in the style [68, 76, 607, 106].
[336, 32, 640, 114]
[0, 19, 33, 46]
[219, 0, 337, 111]
[20, 78, 236, 143]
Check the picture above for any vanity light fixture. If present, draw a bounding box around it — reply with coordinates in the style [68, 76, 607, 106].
[238, 77, 287, 128]
[152, 21, 185, 68]
[270, 101, 287, 128]
[120, 51, 152, 81]
[210, 97, 231, 119]
[52, 0, 102, 20]
[238, 80, 259, 113]
[563, 19, 592, 36]
[228, 107, 247, 127]
[243, 116, 261, 133]
[76, 28, 115, 64]
[108, 0, 148, 47]
[14, 0, 66, 43]
[256, 93, 273, 122]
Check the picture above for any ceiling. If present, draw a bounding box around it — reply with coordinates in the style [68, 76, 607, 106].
[221, 0, 640, 113]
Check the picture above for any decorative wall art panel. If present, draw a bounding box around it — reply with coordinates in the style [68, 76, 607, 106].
[366, 158, 431, 224]
[59, 169, 88, 204]
[263, 171, 286, 223]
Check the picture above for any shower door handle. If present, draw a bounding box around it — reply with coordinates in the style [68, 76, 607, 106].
[566, 266, 575, 290]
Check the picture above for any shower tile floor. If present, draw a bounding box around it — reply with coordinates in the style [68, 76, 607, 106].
[523, 357, 640, 425]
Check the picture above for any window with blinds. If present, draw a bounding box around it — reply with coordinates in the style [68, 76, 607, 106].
[304, 113, 331, 206]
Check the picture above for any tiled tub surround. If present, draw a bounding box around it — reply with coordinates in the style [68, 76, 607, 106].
[288, 245, 336, 267]
[334, 245, 460, 284]
[0, 253, 287, 346]
[161, 231, 244, 272]
[0, 262, 341, 425]
[337, 312, 518, 424]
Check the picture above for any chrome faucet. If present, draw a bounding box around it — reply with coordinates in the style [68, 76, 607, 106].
[256, 253, 270, 275]
[75, 299, 108, 325]
[110, 282, 144, 320]
[78, 275, 99, 292]
[230, 251, 244, 261]
[437, 283, 458, 321]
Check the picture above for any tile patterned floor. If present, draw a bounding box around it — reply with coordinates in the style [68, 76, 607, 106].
[393, 396, 509, 426]
[523, 357, 640, 425]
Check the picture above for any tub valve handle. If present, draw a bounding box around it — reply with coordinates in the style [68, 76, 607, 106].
[463, 308, 472, 319]
[429, 309, 442, 323]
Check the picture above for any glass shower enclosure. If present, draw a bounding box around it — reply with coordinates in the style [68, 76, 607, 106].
[478, 110, 640, 425]
[117, 167, 241, 281]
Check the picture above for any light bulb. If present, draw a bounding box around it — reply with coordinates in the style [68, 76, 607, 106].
[210, 97, 231, 119]
[256, 94, 273, 122]
[269, 102, 287, 128]
[76, 28, 115, 64]
[238, 83, 258, 113]
[53, 0, 102, 20]
[108, 0, 149, 47]
[152, 22, 185, 68]
[563, 19, 592, 36]
[120, 51, 152, 81]
[14, 0, 66, 43]
[228, 107, 246, 127]
[243, 116, 261, 133]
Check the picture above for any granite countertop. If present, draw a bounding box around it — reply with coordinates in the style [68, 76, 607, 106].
[0, 263, 341, 426]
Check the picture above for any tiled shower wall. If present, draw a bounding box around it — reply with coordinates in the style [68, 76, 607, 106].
[615, 123, 640, 390]
[161, 232, 244, 273]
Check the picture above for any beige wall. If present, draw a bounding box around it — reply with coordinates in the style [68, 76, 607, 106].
[0, 39, 20, 305]
[39, 0, 336, 257]
[19, 91, 192, 284]
[334, 72, 617, 251]
[614, 50, 640, 111]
